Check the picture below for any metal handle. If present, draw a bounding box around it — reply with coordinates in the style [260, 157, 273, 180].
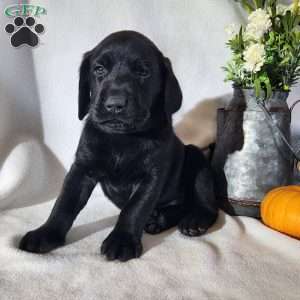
[290, 99, 300, 114]
[290, 100, 300, 172]
[257, 99, 300, 163]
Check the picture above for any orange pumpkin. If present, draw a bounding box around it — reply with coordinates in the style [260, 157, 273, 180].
[261, 185, 300, 239]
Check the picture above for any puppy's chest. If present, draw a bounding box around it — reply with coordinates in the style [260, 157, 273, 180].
[80, 137, 159, 205]
[96, 152, 144, 208]
[92, 148, 139, 175]
[105, 152, 133, 178]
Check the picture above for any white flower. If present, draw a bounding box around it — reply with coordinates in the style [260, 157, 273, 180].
[275, 2, 300, 15]
[288, 1, 300, 14]
[243, 43, 266, 73]
[225, 23, 238, 39]
[245, 8, 272, 40]
[276, 4, 289, 15]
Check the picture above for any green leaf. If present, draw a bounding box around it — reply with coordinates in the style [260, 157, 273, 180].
[268, 31, 275, 44]
[264, 77, 272, 99]
[238, 26, 244, 50]
[286, 11, 293, 31]
[253, 0, 264, 9]
[279, 56, 291, 65]
[268, 0, 277, 17]
[240, 0, 255, 13]
[254, 78, 261, 98]
[282, 15, 289, 33]
[294, 15, 300, 27]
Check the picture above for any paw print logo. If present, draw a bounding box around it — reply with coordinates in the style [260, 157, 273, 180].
[5, 16, 44, 48]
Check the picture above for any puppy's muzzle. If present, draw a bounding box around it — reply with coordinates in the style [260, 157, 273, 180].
[104, 95, 127, 114]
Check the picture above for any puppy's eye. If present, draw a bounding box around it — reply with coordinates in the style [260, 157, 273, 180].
[133, 61, 151, 78]
[94, 65, 107, 77]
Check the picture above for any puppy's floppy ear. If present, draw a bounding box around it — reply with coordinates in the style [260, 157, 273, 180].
[78, 51, 91, 120]
[163, 57, 182, 120]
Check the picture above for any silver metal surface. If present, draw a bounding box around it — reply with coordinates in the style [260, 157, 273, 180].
[214, 88, 294, 217]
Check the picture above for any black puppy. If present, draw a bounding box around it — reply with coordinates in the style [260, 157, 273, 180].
[19, 31, 218, 261]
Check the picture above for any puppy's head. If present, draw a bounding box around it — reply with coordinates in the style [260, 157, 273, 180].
[78, 30, 182, 133]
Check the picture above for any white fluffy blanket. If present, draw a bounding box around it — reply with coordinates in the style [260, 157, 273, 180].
[1, 187, 300, 300]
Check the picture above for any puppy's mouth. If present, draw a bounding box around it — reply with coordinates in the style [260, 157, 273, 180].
[101, 119, 135, 130]
[98, 114, 150, 133]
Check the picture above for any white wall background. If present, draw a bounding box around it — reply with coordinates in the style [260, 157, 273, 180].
[0, 0, 43, 139]
[1, 0, 299, 169]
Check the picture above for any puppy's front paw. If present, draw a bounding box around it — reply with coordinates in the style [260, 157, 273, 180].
[100, 230, 142, 262]
[178, 213, 210, 237]
[19, 227, 65, 253]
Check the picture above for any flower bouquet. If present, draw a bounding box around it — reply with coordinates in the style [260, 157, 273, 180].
[224, 0, 300, 98]
[212, 0, 300, 218]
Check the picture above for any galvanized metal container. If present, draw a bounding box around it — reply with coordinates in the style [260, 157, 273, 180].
[212, 88, 293, 218]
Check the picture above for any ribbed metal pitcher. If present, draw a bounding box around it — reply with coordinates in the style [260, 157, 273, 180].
[212, 88, 295, 218]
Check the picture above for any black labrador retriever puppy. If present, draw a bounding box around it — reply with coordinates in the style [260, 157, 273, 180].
[19, 31, 218, 261]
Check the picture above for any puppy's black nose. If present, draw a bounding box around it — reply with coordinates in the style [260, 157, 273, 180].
[104, 96, 127, 113]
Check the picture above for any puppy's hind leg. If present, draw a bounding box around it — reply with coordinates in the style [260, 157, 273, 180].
[178, 145, 218, 237]
[144, 204, 187, 235]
